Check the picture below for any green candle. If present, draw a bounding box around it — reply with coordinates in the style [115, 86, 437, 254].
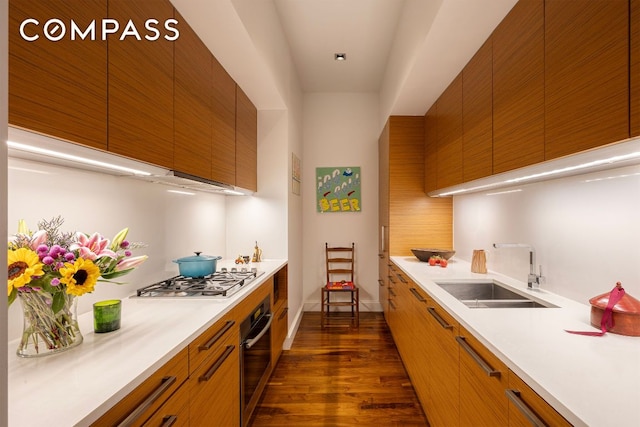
[93, 299, 121, 333]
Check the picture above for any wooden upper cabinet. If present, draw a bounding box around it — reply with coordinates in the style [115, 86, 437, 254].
[235, 86, 258, 192]
[212, 57, 237, 185]
[631, 0, 640, 137]
[436, 74, 463, 189]
[108, 0, 174, 169]
[424, 103, 438, 194]
[388, 116, 452, 255]
[493, 0, 544, 174]
[545, 0, 629, 159]
[9, 0, 107, 150]
[462, 37, 493, 182]
[174, 11, 212, 180]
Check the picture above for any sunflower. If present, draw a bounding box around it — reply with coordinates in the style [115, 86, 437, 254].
[59, 258, 101, 296]
[7, 248, 44, 296]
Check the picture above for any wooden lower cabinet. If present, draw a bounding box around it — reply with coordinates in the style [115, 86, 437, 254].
[272, 302, 288, 365]
[91, 348, 189, 426]
[189, 327, 240, 426]
[458, 326, 508, 426]
[406, 284, 431, 411]
[388, 264, 413, 364]
[386, 272, 574, 427]
[507, 370, 571, 427]
[92, 271, 287, 426]
[143, 382, 190, 427]
[425, 299, 460, 427]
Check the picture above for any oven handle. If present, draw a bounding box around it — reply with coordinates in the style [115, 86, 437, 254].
[244, 314, 273, 349]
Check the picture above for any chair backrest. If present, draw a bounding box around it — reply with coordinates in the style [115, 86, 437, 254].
[325, 242, 355, 284]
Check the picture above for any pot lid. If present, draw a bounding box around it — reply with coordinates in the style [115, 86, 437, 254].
[173, 252, 221, 263]
[589, 282, 640, 315]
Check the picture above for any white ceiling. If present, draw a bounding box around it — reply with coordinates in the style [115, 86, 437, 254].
[172, 0, 518, 116]
[273, 0, 406, 93]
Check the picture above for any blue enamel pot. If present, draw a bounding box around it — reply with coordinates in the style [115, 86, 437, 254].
[173, 252, 222, 278]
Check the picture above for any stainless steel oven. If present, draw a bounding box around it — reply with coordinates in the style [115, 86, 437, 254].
[240, 295, 272, 424]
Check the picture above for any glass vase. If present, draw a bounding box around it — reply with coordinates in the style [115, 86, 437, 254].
[17, 290, 83, 357]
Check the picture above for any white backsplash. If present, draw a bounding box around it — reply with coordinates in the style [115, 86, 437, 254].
[453, 163, 640, 304]
[7, 157, 228, 341]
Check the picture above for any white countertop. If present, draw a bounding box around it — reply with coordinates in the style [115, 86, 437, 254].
[8, 259, 287, 427]
[391, 256, 640, 427]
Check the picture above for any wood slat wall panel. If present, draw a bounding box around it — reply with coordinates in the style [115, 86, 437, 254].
[493, 0, 545, 174]
[212, 57, 237, 185]
[544, 0, 629, 158]
[436, 74, 463, 189]
[388, 116, 453, 257]
[107, 0, 174, 169]
[9, 0, 107, 150]
[174, 10, 213, 179]
[236, 86, 258, 191]
[462, 38, 493, 182]
[631, 0, 640, 137]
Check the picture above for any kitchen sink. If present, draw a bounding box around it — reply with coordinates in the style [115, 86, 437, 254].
[435, 281, 556, 308]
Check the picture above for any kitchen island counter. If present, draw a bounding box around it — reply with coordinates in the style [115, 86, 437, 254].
[391, 256, 640, 427]
[8, 258, 287, 427]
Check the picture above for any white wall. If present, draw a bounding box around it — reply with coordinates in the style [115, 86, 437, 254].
[302, 93, 380, 311]
[6, 157, 229, 341]
[453, 163, 640, 303]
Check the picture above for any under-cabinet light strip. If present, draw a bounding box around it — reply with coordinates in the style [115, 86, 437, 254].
[7, 140, 153, 176]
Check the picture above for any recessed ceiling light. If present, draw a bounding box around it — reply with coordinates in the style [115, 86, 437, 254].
[334, 53, 347, 61]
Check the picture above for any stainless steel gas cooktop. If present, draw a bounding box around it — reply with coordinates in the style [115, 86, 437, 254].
[135, 267, 264, 298]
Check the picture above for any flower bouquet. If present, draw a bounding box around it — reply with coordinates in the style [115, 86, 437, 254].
[7, 216, 147, 357]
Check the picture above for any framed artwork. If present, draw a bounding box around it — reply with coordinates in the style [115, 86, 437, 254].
[292, 153, 301, 195]
[316, 166, 361, 212]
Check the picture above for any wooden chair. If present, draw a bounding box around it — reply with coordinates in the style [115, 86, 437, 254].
[320, 242, 359, 328]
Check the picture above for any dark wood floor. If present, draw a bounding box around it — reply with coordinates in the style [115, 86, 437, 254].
[249, 312, 429, 426]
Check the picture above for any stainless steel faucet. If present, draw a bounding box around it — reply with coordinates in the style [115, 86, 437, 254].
[493, 243, 544, 289]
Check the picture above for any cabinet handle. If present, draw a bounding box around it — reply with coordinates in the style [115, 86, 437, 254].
[505, 389, 546, 427]
[199, 345, 235, 382]
[378, 279, 384, 286]
[160, 415, 178, 427]
[456, 336, 500, 377]
[397, 274, 408, 284]
[427, 307, 453, 330]
[198, 320, 236, 351]
[409, 288, 426, 302]
[378, 253, 384, 259]
[198, 320, 235, 351]
[389, 300, 397, 310]
[389, 289, 396, 297]
[117, 376, 176, 427]
[388, 275, 396, 284]
[278, 307, 289, 320]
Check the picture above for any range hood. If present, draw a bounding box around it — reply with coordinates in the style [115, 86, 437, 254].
[6, 127, 250, 195]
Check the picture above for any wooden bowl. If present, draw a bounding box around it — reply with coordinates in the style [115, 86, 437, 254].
[411, 248, 456, 262]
